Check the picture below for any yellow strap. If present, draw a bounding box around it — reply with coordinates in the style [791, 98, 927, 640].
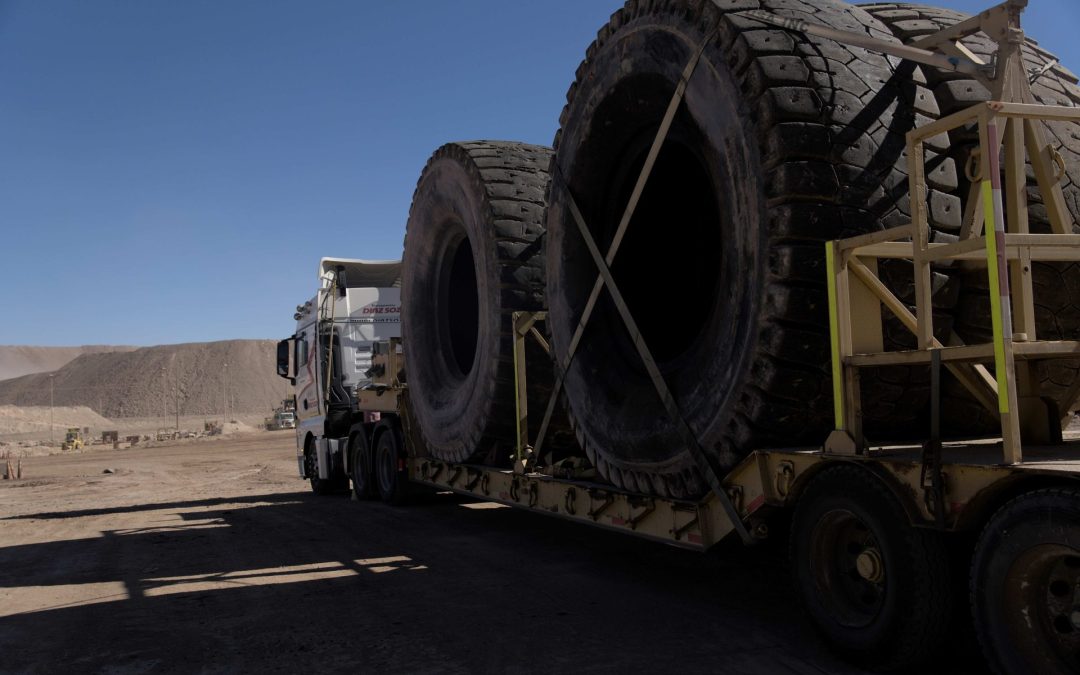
[981, 181, 1010, 413]
[825, 242, 844, 429]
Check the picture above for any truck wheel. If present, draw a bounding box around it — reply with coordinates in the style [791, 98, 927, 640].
[971, 487, 1080, 675]
[304, 438, 344, 496]
[374, 420, 408, 505]
[790, 465, 952, 670]
[350, 428, 377, 500]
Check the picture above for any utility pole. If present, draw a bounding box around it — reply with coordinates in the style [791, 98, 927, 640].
[174, 358, 180, 431]
[161, 366, 167, 425]
[49, 374, 55, 446]
[223, 361, 228, 424]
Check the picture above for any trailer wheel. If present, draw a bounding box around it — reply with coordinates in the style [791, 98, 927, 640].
[349, 428, 377, 500]
[374, 420, 408, 506]
[971, 487, 1080, 675]
[790, 465, 951, 670]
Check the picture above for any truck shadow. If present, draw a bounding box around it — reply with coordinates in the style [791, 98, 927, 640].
[0, 490, 983, 674]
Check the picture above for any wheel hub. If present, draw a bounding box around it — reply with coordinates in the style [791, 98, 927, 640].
[809, 508, 887, 629]
[856, 548, 885, 583]
[1005, 546, 1080, 669]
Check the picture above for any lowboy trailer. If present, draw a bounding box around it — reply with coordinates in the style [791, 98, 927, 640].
[278, 3, 1080, 672]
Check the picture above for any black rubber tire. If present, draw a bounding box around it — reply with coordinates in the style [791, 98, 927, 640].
[402, 141, 570, 466]
[349, 426, 377, 500]
[545, 0, 961, 498]
[304, 437, 343, 496]
[862, 3, 1080, 427]
[790, 465, 952, 671]
[374, 419, 409, 506]
[970, 487, 1080, 675]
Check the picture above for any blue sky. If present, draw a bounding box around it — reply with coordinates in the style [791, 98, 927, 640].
[1, 1, 1077, 346]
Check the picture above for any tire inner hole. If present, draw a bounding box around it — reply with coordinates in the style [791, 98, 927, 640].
[443, 231, 479, 377]
[605, 140, 723, 367]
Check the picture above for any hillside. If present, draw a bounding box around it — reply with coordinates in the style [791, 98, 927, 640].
[0, 340, 288, 417]
[0, 345, 136, 380]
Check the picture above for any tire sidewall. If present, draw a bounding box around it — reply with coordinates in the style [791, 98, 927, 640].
[350, 429, 374, 499]
[972, 491, 1080, 674]
[402, 150, 501, 461]
[791, 468, 912, 657]
[374, 422, 406, 504]
[546, 10, 763, 494]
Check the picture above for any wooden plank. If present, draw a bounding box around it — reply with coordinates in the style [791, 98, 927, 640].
[959, 180, 985, 240]
[908, 103, 982, 143]
[837, 225, 912, 251]
[1025, 118, 1074, 235]
[848, 343, 994, 367]
[1013, 341, 1080, 359]
[993, 102, 1080, 123]
[1003, 234, 1080, 246]
[921, 236, 988, 261]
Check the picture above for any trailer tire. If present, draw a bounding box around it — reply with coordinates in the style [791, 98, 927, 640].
[402, 141, 569, 466]
[545, 0, 964, 498]
[374, 419, 409, 506]
[349, 427, 377, 500]
[790, 465, 952, 670]
[970, 487, 1080, 675]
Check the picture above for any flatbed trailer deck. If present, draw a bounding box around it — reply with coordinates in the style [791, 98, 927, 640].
[406, 439, 1080, 551]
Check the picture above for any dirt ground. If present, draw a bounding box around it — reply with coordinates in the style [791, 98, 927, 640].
[0, 433, 980, 674]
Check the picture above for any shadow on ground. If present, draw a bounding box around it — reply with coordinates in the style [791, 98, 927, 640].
[0, 488, 984, 674]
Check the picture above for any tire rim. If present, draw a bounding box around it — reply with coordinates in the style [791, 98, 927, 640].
[809, 509, 887, 628]
[1003, 545, 1080, 670]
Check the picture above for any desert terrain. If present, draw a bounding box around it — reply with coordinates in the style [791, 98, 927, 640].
[0, 340, 289, 458]
[0, 346, 136, 382]
[0, 432, 845, 674]
[0, 432, 991, 674]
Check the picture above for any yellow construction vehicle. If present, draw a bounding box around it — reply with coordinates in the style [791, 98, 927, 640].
[61, 427, 84, 451]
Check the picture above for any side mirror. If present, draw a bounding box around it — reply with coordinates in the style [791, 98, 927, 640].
[276, 338, 294, 379]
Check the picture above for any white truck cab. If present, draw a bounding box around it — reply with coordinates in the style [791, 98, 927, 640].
[276, 258, 401, 491]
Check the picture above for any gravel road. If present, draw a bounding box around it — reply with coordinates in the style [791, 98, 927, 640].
[0, 432, 975, 674]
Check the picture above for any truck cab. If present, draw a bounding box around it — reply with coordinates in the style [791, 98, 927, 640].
[276, 257, 402, 490]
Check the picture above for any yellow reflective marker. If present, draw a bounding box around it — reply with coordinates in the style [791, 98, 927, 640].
[982, 180, 1010, 413]
[825, 242, 844, 429]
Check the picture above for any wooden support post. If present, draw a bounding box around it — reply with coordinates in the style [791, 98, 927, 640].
[1024, 121, 1074, 236]
[512, 312, 531, 467]
[907, 137, 934, 349]
[982, 114, 1023, 463]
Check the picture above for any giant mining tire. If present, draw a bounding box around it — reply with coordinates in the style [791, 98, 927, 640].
[863, 3, 1080, 426]
[402, 141, 566, 465]
[545, 0, 966, 498]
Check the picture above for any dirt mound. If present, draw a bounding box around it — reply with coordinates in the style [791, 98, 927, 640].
[0, 345, 135, 381]
[0, 340, 287, 417]
[0, 405, 112, 435]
